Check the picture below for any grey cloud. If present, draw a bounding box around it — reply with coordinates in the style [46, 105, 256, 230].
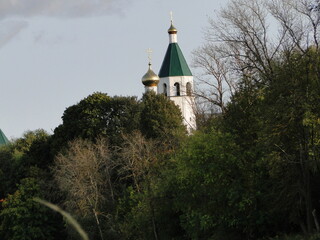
[33, 30, 45, 43]
[0, 0, 129, 19]
[0, 20, 28, 47]
[33, 30, 76, 45]
[0, 0, 130, 47]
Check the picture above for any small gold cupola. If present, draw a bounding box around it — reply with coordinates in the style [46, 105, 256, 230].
[168, 12, 178, 43]
[168, 11, 177, 34]
[141, 48, 159, 93]
[168, 22, 177, 34]
[141, 62, 160, 87]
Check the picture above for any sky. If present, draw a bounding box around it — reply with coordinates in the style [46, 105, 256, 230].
[0, 0, 226, 139]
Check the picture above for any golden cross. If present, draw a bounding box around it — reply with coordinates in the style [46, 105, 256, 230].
[170, 11, 173, 23]
[146, 48, 152, 63]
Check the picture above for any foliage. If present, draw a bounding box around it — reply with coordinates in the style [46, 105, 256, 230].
[140, 91, 186, 143]
[118, 131, 159, 192]
[0, 178, 56, 240]
[13, 129, 50, 154]
[5, 13, 320, 239]
[190, 0, 320, 236]
[52, 93, 140, 152]
[258, 49, 320, 233]
[116, 131, 164, 239]
[169, 128, 267, 239]
[53, 137, 114, 240]
[0, 145, 17, 198]
[35, 198, 89, 240]
[0, 129, 52, 198]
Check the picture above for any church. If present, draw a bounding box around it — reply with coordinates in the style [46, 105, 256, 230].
[0, 129, 9, 146]
[141, 20, 197, 133]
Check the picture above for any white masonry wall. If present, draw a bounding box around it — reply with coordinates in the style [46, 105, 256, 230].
[169, 33, 178, 43]
[145, 85, 158, 93]
[158, 75, 197, 132]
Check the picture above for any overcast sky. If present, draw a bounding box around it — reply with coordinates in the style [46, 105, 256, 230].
[0, 0, 226, 139]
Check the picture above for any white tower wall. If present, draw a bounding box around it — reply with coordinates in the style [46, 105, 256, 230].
[145, 85, 158, 93]
[169, 34, 178, 43]
[158, 76, 196, 132]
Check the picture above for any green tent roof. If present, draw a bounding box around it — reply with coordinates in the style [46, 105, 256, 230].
[159, 43, 192, 77]
[0, 129, 9, 146]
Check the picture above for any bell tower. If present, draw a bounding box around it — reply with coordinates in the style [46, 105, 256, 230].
[157, 19, 196, 132]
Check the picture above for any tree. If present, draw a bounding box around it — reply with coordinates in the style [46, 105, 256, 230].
[53, 138, 114, 240]
[13, 129, 49, 154]
[0, 145, 16, 198]
[193, 0, 320, 111]
[14, 130, 52, 172]
[168, 128, 272, 239]
[0, 129, 52, 198]
[118, 131, 159, 193]
[256, 49, 320, 234]
[192, 44, 236, 113]
[0, 130, 67, 240]
[193, 0, 320, 235]
[219, 47, 320, 237]
[140, 91, 186, 143]
[117, 131, 161, 240]
[0, 178, 56, 240]
[52, 93, 141, 152]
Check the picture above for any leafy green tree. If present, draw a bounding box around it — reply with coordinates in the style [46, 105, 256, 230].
[218, 48, 320, 236]
[14, 130, 52, 175]
[0, 130, 69, 240]
[52, 93, 140, 152]
[115, 92, 187, 240]
[168, 127, 271, 239]
[50, 92, 188, 239]
[192, 0, 320, 235]
[0, 129, 52, 198]
[256, 49, 320, 234]
[13, 129, 49, 154]
[140, 91, 186, 143]
[0, 178, 56, 240]
[0, 145, 16, 198]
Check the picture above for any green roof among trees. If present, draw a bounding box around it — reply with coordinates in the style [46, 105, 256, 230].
[159, 43, 192, 77]
[0, 129, 9, 145]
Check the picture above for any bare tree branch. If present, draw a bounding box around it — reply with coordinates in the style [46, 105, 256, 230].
[53, 137, 114, 240]
[192, 0, 320, 116]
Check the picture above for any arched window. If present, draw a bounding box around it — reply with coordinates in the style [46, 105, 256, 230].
[186, 82, 192, 96]
[163, 83, 167, 96]
[174, 82, 180, 96]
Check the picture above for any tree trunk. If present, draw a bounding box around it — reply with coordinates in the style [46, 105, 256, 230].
[300, 142, 313, 234]
[150, 200, 159, 240]
[312, 209, 320, 232]
[93, 209, 104, 240]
